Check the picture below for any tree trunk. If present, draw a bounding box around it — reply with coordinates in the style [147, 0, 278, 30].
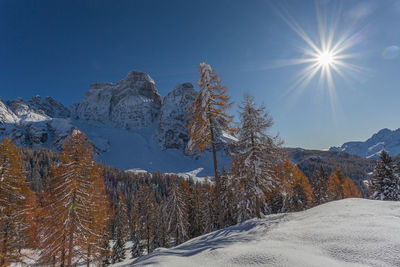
[86, 244, 91, 267]
[67, 196, 76, 267]
[209, 118, 219, 184]
[1, 222, 9, 266]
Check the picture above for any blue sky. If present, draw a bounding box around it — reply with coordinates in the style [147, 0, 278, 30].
[1, 0, 399, 149]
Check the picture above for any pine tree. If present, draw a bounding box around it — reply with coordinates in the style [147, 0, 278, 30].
[219, 169, 236, 227]
[136, 184, 157, 254]
[199, 181, 218, 234]
[100, 233, 111, 266]
[0, 138, 32, 266]
[166, 179, 189, 246]
[370, 150, 399, 200]
[188, 185, 202, 238]
[310, 167, 330, 206]
[111, 194, 128, 263]
[39, 131, 110, 266]
[130, 196, 142, 258]
[188, 63, 233, 226]
[153, 202, 170, 249]
[231, 94, 282, 219]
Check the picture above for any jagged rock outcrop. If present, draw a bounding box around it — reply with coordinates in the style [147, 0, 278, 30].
[72, 70, 162, 129]
[330, 128, 400, 158]
[158, 83, 197, 150]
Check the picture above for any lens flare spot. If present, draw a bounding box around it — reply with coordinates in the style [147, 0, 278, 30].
[382, 45, 400, 60]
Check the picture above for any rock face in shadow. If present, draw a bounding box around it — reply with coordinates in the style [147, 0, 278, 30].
[158, 82, 197, 150]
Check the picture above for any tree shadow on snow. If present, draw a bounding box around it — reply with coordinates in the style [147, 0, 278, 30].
[132, 214, 287, 265]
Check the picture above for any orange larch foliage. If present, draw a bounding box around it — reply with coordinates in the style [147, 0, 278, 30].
[0, 138, 32, 266]
[328, 169, 361, 200]
[39, 131, 110, 266]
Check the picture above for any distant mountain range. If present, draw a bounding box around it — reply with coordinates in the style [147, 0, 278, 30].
[330, 128, 400, 158]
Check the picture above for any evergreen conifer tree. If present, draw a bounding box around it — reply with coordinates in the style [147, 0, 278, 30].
[111, 194, 128, 263]
[166, 179, 189, 246]
[371, 150, 399, 200]
[310, 167, 330, 206]
[231, 94, 282, 219]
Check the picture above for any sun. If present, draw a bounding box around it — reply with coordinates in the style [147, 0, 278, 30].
[317, 51, 335, 67]
[273, 1, 366, 109]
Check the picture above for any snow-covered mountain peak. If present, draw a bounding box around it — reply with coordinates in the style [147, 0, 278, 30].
[73, 70, 162, 129]
[330, 128, 400, 158]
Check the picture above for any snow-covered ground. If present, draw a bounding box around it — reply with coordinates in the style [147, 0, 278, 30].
[115, 199, 400, 266]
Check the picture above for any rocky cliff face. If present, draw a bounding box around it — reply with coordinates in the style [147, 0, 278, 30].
[72, 70, 162, 129]
[158, 83, 197, 150]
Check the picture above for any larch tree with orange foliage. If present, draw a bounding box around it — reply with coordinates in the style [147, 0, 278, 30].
[269, 159, 312, 213]
[39, 131, 110, 266]
[328, 169, 361, 200]
[188, 62, 233, 191]
[0, 138, 32, 266]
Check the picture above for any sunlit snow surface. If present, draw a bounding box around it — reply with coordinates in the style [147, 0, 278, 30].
[114, 199, 400, 267]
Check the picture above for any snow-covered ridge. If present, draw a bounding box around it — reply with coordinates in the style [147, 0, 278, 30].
[0, 96, 75, 150]
[330, 128, 400, 158]
[123, 198, 400, 267]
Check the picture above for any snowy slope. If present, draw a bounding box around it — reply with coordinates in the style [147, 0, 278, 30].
[330, 128, 400, 158]
[73, 120, 231, 175]
[119, 199, 400, 267]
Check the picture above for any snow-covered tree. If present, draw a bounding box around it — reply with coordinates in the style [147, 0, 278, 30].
[111, 194, 128, 264]
[0, 138, 32, 266]
[166, 179, 189, 246]
[199, 181, 218, 234]
[136, 184, 158, 254]
[371, 150, 399, 200]
[153, 202, 170, 249]
[310, 167, 330, 206]
[39, 131, 110, 266]
[231, 94, 282, 218]
[188, 62, 233, 188]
